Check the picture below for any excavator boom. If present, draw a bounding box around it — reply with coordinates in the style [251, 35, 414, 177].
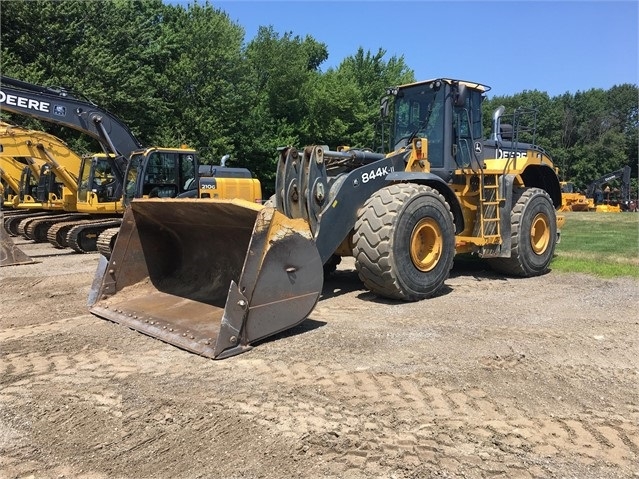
[0, 123, 81, 194]
[0, 75, 138, 184]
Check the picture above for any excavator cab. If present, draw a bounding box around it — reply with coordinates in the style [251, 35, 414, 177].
[35, 164, 65, 205]
[1, 157, 34, 207]
[123, 148, 198, 204]
[77, 154, 122, 205]
[18, 164, 39, 203]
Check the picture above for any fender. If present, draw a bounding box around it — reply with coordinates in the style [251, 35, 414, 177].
[520, 164, 562, 209]
[385, 171, 465, 234]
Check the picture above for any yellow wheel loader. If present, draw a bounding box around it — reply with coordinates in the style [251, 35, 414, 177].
[89, 78, 563, 359]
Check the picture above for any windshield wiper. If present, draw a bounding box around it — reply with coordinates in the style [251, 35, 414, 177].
[405, 100, 436, 146]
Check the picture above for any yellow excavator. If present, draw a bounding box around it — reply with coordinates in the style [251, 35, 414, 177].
[0, 121, 46, 210]
[0, 122, 88, 238]
[0, 154, 41, 209]
[89, 78, 564, 360]
[0, 76, 198, 254]
[0, 152, 39, 266]
[0, 76, 261, 256]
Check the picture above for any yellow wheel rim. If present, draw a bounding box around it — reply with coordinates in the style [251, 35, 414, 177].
[530, 213, 550, 254]
[410, 218, 443, 272]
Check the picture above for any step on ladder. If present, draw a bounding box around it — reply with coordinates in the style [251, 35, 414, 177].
[478, 174, 501, 242]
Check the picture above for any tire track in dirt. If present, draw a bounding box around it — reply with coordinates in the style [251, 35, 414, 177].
[2, 249, 638, 478]
[0, 315, 88, 341]
[223, 357, 639, 476]
[3, 316, 636, 477]
[6, 352, 636, 478]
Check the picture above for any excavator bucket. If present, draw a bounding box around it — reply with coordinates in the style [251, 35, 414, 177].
[1, 213, 36, 266]
[89, 198, 323, 359]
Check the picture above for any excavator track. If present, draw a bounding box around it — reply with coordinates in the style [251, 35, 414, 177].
[47, 217, 118, 249]
[67, 218, 123, 254]
[48, 218, 93, 249]
[1, 209, 25, 217]
[4, 211, 49, 236]
[96, 227, 120, 259]
[24, 213, 88, 242]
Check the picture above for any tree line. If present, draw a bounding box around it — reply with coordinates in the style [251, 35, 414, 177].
[1, 0, 636, 196]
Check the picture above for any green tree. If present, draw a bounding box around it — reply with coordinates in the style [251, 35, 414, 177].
[568, 87, 637, 189]
[1, 0, 171, 150]
[483, 85, 638, 192]
[154, 2, 247, 159]
[238, 26, 329, 189]
[319, 48, 414, 150]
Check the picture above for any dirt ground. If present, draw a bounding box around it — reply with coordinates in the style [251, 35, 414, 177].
[1, 237, 638, 479]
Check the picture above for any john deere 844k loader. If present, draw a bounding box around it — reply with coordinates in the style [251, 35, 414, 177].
[89, 78, 563, 359]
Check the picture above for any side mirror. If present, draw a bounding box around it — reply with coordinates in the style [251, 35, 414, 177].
[454, 83, 468, 107]
[380, 96, 390, 118]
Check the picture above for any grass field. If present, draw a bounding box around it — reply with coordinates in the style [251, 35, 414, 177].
[552, 211, 639, 278]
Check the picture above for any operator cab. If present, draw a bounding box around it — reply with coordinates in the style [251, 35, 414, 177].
[387, 79, 487, 182]
[35, 164, 64, 203]
[18, 162, 39, 200]
[124, 148, 198, 204]
[78, 154, 121, 204]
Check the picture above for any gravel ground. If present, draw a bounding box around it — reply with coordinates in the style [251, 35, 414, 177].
[1, 237, 638, 479]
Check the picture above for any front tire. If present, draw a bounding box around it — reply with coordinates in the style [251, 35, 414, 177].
[488, 187, 557, 277]
[353, 184, 455, 301]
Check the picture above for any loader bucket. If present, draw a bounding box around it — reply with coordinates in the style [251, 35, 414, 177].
[89, 198, 323, 359]
[1, 213, 35, 266]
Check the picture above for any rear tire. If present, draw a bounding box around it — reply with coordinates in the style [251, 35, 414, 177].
[353, 184, 455, 301]
[488, 187, 557, 277]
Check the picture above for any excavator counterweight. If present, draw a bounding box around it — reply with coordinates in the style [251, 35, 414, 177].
[89, 198, 323, 359]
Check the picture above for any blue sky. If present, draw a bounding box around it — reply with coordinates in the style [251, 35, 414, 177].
[167, 1, 638, 98]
